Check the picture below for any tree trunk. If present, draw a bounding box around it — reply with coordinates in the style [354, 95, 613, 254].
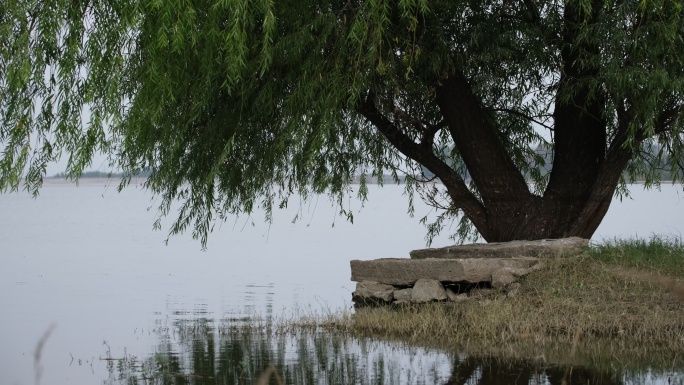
[361, 3, 640, 243]
[430, 1, 636, 243]
[432, 67, 634, 242]
[362, 67, 635, 242]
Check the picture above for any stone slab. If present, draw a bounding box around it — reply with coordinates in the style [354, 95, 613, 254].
[350, 257, 539, 286]
[409, 237, 588, 260]
[491, 268, 518, 289]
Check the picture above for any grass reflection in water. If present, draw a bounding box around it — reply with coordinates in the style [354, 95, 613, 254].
[103, 317, 682, 385]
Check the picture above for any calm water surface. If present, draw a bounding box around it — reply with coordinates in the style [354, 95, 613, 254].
[1, 181, 682, 384]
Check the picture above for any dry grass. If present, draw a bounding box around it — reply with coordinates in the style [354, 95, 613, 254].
[346, 252, 684, 369]
[610, 268, 684, 300]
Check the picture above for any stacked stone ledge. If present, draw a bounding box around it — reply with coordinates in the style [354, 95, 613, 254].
[350, 237, 588, 307]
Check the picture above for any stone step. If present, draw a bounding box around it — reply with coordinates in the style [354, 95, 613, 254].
[350, 257, 540, 286]
[409, 237, 588, 260]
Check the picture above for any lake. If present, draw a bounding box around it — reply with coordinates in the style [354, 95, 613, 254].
[1, 181, 682, 384]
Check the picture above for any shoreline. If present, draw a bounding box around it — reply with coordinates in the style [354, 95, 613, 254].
[39, 176, 147, 186]
[324, 237, 684, 368]
[37, 176, 684, 186]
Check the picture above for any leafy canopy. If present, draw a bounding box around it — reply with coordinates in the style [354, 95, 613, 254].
[1, 0, 683, 244]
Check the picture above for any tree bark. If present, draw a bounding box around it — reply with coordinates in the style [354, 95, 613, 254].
[435, 72, 543, 241]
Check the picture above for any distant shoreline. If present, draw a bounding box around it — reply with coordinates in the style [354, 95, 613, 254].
[42, 176, 147, 186]
[40, 176, 679, 187]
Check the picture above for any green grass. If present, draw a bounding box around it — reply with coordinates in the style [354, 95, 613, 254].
[589, 235, 684, 277]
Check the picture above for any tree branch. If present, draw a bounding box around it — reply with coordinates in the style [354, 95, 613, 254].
[357, 92, 488, 230]
[488, 108, 554, 131]
[655, 104, 683, 135]
[436, 71, 533, 208]
[421, 119, 446, 150]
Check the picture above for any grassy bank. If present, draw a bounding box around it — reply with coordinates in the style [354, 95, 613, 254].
[338, 237, 684, 368]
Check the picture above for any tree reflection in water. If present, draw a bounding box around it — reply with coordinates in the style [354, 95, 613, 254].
[446, 356, 620, 385]
[104, 318, 681, 385]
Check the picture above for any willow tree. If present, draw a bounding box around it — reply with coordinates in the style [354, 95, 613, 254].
[2, 0, 683, 244]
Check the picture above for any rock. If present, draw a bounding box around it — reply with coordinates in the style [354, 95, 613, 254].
[409, 237, 588, 260]
[491, 267, 519, 289]
[411, 279, 447, 303]
[352, 281, 394, 306]
[446, 288, 469, 302]
[506, 282, 521, 298]
[350, 257, 539, 286]
[393, 288, 413, 302]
